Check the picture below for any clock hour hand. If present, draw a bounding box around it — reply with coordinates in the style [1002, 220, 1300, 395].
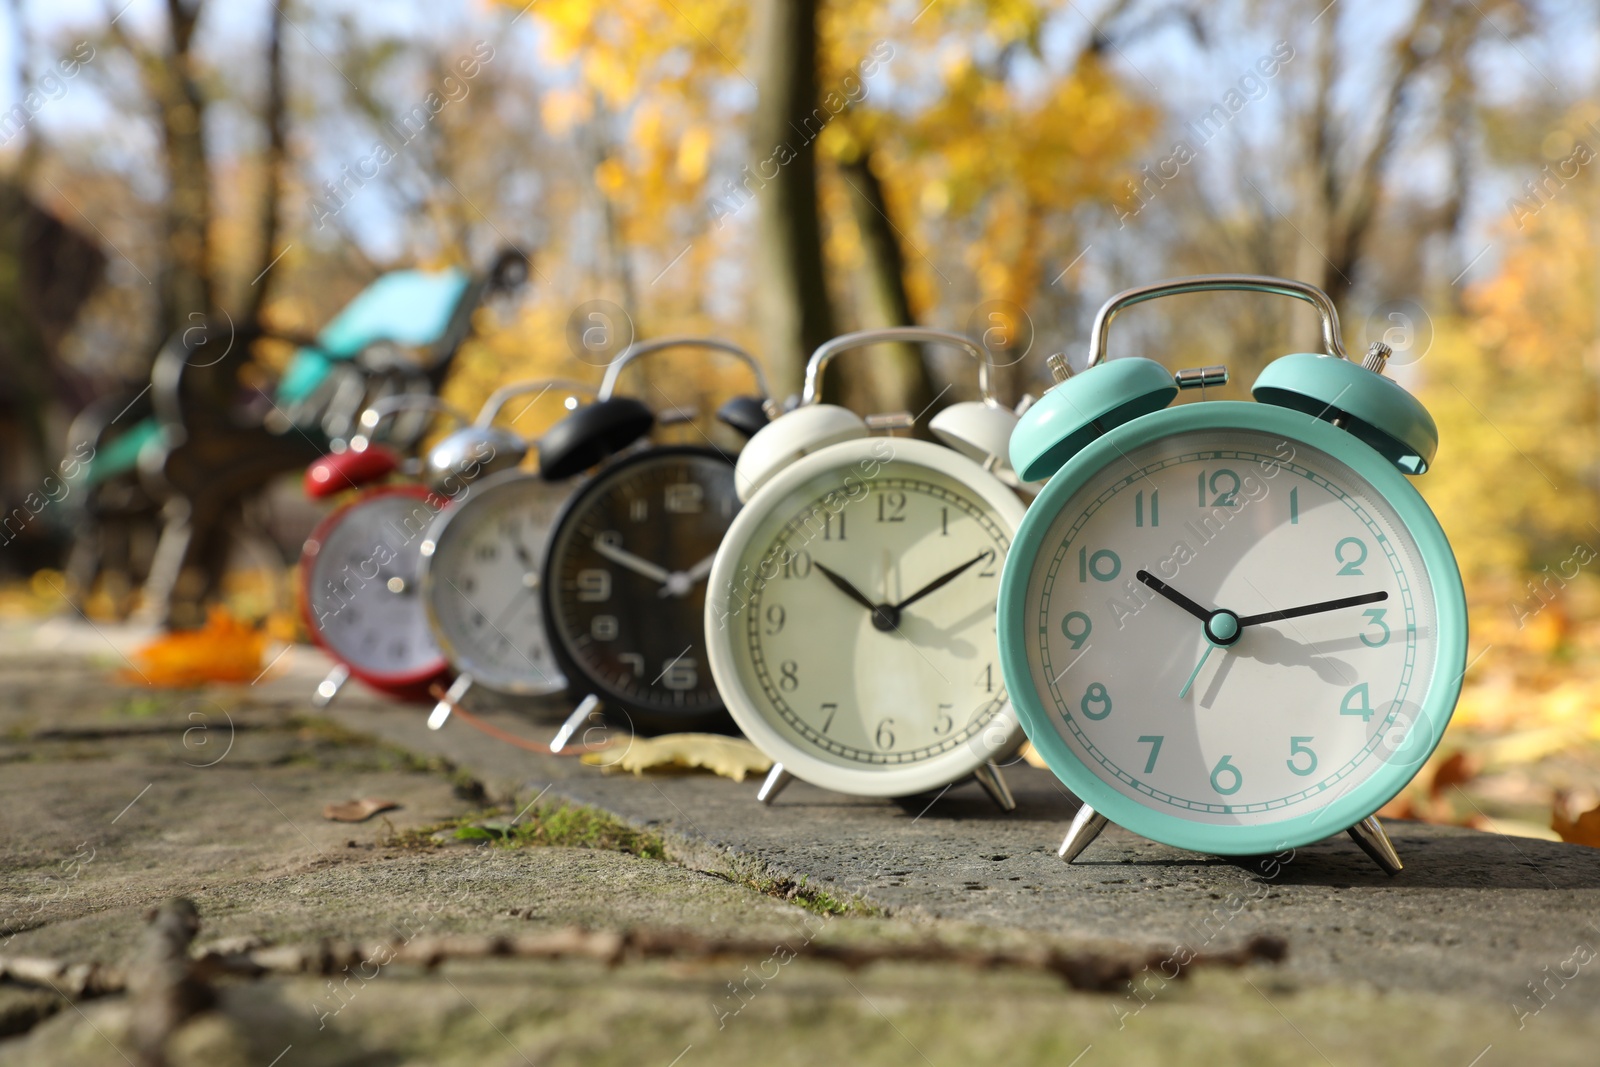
[1135, 569, 1212, 622]
[1237, 590, 1388, 627]
[813, 562, 878, 614]
[591, 536, 671, 585]
[894, 551, 988, 611]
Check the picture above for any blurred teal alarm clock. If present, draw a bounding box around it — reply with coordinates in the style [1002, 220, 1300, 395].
[997, 275, 1466, 874]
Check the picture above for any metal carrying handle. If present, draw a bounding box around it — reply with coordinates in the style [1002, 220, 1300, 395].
[803, 327, 997, 407]
[598, 337, 772, 407]
[355, 394, 470, 434]
[1086, 274, 1348, 368]
[477, 379, 600, 427]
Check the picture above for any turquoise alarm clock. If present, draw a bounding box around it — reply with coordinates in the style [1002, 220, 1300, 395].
[997, 275, 1466, 874]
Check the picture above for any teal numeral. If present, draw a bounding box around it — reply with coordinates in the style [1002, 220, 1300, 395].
[1137, 734, 1163, 774]
[1080, 682, 1113, 720]
[1209, 754, 1242, 795]
[1286, 736, 1318, 776]
[1339, 682, 1373, 722]
[1135, 489, 1159, 527]
[1335, 536, 1368, 575]
[1061, 611, 1092, 649]
[1198, 468, 1241, 508]
[1289, 486, 1299, 524]
[1360, 608, 1390, 648]
[1077, 546, 1122, 583]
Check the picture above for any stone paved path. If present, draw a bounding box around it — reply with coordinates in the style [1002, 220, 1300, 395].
[2, 621, 1597, 1065]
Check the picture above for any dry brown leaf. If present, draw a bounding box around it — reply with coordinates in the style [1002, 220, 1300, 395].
[120, 609, 268, 687]
[1427, 750, 1480, 798]
[581, 734, 772, 781]
[1552, 800, 1600, 848]
[322, 798, 400, 822]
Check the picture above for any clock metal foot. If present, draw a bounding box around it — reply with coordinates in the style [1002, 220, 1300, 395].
[1058, 803, 1110, 864]
[757, 763, 794, 805]
[1346, 815, 1403, 876]
[972, 760, 1017, 812]
[312, 663, 350, 708]
[550, 694, 602, 753]
[428, 674, 473, 730]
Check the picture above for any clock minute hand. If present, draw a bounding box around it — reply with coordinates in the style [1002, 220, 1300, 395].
[591, 537, 672, 585]
[1237, 590, 1388, 627]
[894, 552, 988, 611]
[682, 552, 718, 584]
[813, 562, 878, 614]
[1135, 569, 1212, 622]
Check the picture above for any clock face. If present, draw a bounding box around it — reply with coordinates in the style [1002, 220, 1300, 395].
[420, 472, 569, 694]
[716, 449, 1017, 782]
[304, 488, 448, 682]
[542, 447, 739, 724]
[1016, 424, 1443, 831]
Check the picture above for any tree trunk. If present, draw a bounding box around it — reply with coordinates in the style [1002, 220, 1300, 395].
[836, 147, 936, 420]
[750, 0, 835, 401]
[151, 0, 213, 334]
[244, 1, 287, 326]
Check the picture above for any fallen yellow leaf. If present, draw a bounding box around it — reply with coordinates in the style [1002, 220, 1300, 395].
[582, 734, 772, 781]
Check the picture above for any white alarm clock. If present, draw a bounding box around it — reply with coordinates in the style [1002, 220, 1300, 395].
[705, 327, 1031, 807]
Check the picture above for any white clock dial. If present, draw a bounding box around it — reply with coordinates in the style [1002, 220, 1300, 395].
[722, 456, 1013, 774]
[1021, 427, 1439, 825]
[421, 473, 568, 694]
[306, 492, 446, 679]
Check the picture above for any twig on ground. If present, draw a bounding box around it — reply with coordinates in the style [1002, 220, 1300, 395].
[3, 904, 1288, 1001]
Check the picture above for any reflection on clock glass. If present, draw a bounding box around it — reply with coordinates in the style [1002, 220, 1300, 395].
[1022, 428, 1439, 826]
[728, 460, 1012, 769]
[544, 450, 739, 715]
[308, 493, 445, 677]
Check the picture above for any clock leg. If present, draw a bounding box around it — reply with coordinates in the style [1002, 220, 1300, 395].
[1346, 815, 1404, 876]
[972, 760, 1017, 812]
[1057, 803, 1110, 864]
[312, 663, 350, 708]
[757, 763, 794, 805]
[427, 674, 473, 730]
[549, 694, 602, 753]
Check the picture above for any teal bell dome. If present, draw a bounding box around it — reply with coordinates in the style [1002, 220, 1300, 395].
[1252, 344, 1438, 474]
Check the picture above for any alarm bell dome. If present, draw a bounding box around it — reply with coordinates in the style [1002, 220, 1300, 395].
[425, 425, 528, 491]
[929, 401, 1020, 471]
[1009, 357, 1178, 482]
[733, 404, 867, 501]
[304, 444, 401, 499]
[537, 397, 656, 481]
[1252, 352, 1437, 474]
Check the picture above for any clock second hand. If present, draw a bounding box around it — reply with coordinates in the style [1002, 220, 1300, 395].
[1179, 645, 1215, 699]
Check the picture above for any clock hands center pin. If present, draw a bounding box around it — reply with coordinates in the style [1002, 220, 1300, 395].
[658, 552, 719, 599]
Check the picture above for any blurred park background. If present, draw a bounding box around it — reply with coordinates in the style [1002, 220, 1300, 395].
[2, 0, 1599, 839]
